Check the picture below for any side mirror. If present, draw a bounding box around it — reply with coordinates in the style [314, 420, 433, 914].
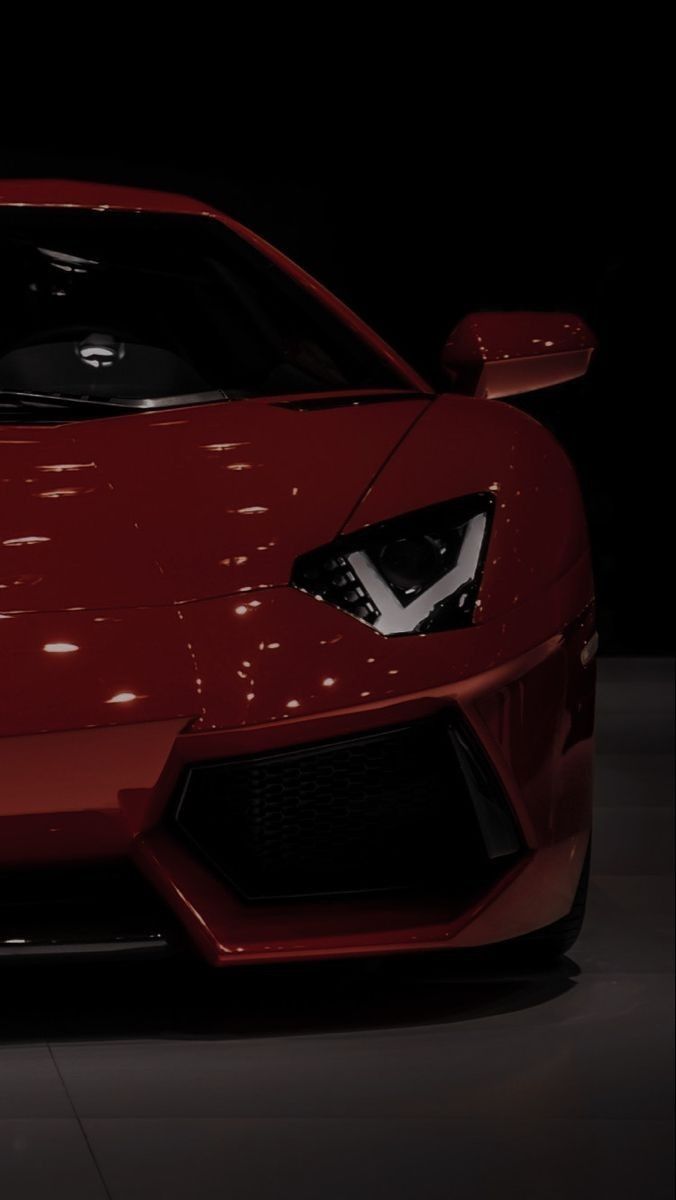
[442, 311, 597, 400]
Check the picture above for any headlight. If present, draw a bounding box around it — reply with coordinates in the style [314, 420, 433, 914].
[292, 493, 493, 635]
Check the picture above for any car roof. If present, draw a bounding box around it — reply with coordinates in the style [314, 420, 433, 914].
[0, 178, 219, 215]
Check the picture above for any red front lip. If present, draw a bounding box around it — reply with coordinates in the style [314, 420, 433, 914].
[134, 833, 589, 965]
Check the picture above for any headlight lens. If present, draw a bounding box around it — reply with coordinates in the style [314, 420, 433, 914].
[292, 493, 493, 635]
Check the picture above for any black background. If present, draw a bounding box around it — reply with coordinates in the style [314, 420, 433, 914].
[0, 91, 664, 654]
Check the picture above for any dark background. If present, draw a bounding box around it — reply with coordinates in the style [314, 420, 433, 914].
[0, 111, 663, 654]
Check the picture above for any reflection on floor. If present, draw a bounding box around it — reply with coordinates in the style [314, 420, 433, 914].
[1, 658, 673, 1199]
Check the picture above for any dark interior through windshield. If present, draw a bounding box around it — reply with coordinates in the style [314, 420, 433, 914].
[0, 209, 402, 404]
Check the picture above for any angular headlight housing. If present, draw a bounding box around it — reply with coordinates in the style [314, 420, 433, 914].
[292, 493, 493, 635]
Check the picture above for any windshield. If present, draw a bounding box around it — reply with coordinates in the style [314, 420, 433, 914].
[0, 209, 402, 408]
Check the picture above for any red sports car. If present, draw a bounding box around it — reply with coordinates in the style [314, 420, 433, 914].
[0, 180, 597, 964]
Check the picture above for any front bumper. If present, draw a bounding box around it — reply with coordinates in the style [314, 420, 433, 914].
[0, 577, 595, 963]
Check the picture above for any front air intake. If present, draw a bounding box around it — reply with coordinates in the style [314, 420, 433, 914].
[172, 715, 522, 901]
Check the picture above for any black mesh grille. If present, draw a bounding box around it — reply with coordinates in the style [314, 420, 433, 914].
[173, 717, 510, 900]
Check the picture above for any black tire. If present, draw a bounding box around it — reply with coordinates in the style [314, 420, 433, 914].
[504, 842, 591, 962]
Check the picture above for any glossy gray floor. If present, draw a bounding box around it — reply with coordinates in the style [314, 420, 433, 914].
[1, 658, 673, 1200]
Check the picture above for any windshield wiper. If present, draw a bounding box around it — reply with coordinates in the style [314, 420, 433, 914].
[0, 388, 230, 420]
[1, 390, 110, 408]
[0, 391, 115, 422]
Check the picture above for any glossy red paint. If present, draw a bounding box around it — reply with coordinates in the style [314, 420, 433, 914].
[0, 180, 597, 962]
[443, 311, 597, 399]
[344, 393, 592, 623]
[0, 719, 187, 864]
[0, 395, 427, 613]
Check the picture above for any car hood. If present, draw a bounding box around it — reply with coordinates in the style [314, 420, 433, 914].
[1, 394, 427, 614]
